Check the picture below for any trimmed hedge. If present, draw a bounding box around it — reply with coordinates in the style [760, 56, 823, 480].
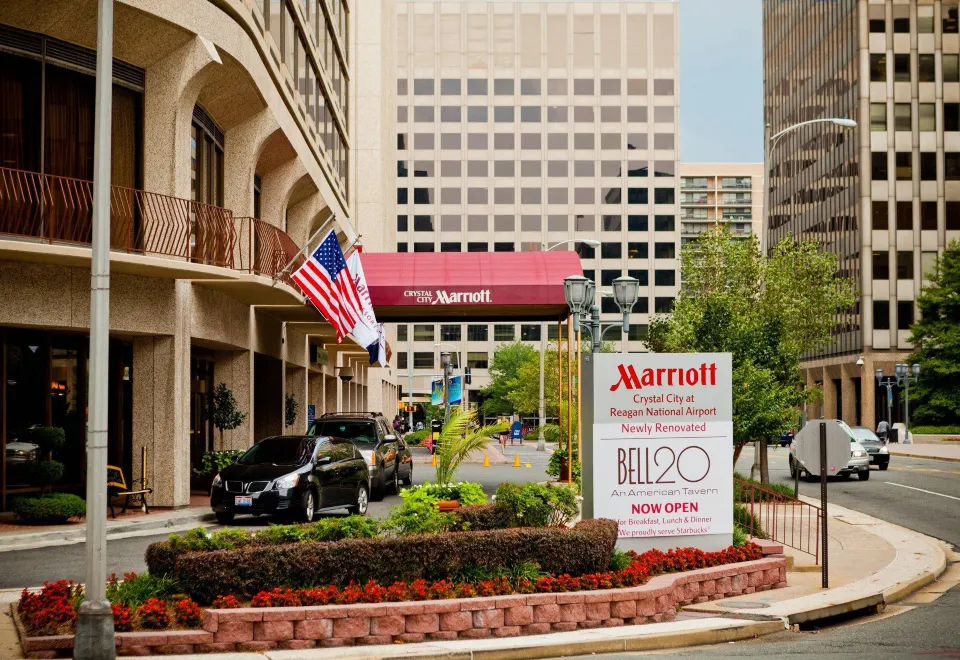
[12, 493, 86, 523]
[169, 519, 617, 604]
[912, 425, 960, 435]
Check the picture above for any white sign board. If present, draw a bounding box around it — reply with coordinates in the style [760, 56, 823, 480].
[592, 353, 733, 542]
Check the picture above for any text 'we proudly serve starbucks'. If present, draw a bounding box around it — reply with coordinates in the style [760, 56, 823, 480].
[592, 354, 733, 547]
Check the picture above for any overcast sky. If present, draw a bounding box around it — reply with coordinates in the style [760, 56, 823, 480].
[679, 0, 763, 163]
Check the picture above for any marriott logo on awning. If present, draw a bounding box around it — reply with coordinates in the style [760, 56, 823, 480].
[432, 290, 491, 305]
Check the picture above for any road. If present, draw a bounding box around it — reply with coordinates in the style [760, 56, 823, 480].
[736, 445, 960, 549]
[0, 442, 553, 589]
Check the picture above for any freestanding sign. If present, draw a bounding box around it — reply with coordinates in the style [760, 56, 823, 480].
[584, 353, 733, 552]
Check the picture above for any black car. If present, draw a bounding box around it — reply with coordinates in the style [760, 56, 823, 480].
[309, 412, 413, 501]
[210, 435, 370, 524]
[851, 426, 891, 470]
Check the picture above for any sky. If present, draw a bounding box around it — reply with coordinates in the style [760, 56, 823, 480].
[679, 0, 763, 163]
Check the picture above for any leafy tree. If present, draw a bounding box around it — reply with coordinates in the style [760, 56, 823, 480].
[481, 342, 538, 416]
[648, 227, 855, 480]
[211, 383, 247, 451]
[433, 407, 507, 483]
[907, 241, 960, 425]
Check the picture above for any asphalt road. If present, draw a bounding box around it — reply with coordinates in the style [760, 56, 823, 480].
[0, 443, 553, 589]
[735, 445, 960, 549]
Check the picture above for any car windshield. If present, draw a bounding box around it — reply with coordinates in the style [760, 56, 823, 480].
[852, 428, 879, 442]
[309, 420, 378, 445]
[237, 437, 315, 466]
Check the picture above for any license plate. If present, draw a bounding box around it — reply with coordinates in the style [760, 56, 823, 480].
[235, 496, 252, 507]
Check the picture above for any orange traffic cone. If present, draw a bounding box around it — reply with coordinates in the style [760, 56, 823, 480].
[513, 454, 521, 468]
[483, 454, 490, 467]
[431, 453, 438, 467]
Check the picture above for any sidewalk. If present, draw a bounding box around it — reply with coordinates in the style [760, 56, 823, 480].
[887, 443, 960, 463]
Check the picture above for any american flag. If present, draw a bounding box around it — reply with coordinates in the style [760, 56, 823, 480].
[291, 230, 362, 342]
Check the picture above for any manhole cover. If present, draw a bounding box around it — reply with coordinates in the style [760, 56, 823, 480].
[720, 601, 770, 609]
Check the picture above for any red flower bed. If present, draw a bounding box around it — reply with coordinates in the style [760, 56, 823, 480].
[234, 544, 764, 608]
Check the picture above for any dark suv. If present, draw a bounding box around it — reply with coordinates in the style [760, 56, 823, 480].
[309, 412, 413, 501]
[210, 435, 370, 524]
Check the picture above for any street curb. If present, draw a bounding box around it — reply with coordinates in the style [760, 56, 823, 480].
[887, 451, 960, 463]
[0, 511, 215, 554]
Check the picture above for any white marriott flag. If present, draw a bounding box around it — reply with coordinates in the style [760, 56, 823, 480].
[346, 249, 386, 366]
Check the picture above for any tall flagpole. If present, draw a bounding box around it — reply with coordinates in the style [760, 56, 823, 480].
[75, 0, 116, 657]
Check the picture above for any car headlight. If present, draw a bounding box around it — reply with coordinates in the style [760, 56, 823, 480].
[852, 450, 866, 458]
[359, 450, 377, 469]
[211, 473, 222, 488]
[273, 474, 300, 490]
[879, 446, 888, 454]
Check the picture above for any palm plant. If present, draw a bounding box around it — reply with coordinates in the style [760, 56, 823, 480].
[434, 407, 507, 484]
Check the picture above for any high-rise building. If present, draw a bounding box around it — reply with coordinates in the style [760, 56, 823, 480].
[763, 0, 960, 429]
[394, 0, 680, 410]
[678, 164, 764, 244]
[0, 0, 396, 508]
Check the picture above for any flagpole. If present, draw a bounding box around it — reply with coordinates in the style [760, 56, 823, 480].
[276, 214, 340, 281]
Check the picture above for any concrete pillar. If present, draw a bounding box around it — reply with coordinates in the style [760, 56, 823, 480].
[143, 37, 222, 199]
[213, 349, 254, 450]
[132, 282, 190, 508]
[308, 371, 323, 424]
[222, 109, 280, 217]
[285, 365, 307, 433]
[822, 367, 838, 419]
[862, 357, 877, 431]
[325, 374, 338, 414]
[805, 368, 821, 420]
[841, 364, 858, 427]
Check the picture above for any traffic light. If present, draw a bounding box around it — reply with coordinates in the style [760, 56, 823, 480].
[464, 367, 472, 385]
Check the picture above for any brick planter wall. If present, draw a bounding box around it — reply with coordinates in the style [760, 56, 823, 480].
[19, 556, 786, 658]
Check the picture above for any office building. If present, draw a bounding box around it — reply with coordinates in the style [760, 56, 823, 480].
[764, 0, 960, 429]
[0, 0, 398, 509]
[394, 0, 681, 407]
[678, 163, 764, 244]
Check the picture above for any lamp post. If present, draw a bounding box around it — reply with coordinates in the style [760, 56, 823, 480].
[875, 369, 896, 430]
[875, 364, 920, 443]
[440, 351, 452, 426]
[434, 342, 460, 412]
[537, 240, 600, 451]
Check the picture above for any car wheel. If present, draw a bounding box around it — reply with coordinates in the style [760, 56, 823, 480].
[298, 489, 316, 522]
[788, 458, 797, 478]
[879, 463, 889, 471]
[391, 466, 400, 494]
[858, 469, 870, 481]
[215, 511, 235, 525]
[402, 462, 413, 486]
[349, 483, 369, 516]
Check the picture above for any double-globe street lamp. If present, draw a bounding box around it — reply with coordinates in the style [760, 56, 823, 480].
[535, 239, 601, 451]
[875, 364, 920, 443]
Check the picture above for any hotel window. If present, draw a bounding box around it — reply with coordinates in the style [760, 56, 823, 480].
[440, 161, 461, 177]
[628, 161, 649, 177]
[520, 325, 541, 341]
[654, 297, 675, 313]
[440, 242, 460, 252]
[467, 242, 488, 252]
[873, 301, 890, 330]
[918, 104, 936, 132]
[413, 325, 435, 342]
[870, 103, 886, 131]
[521, 215, 540, 231]
[413, 79, 434, 95]
[413, 352, 434, 369]
[946, 153, 960, 180]
[655, 215, 675, 231]
[574, 106, 595, 122]
[873, 251, 890, 280]
[494, 242, 514, 252]
[467, 79, 488, 95]
[654, 242, 676, 259]
[467, 325, 488, 341]
[192, 105, 225, 207]
[870, 54, 886, 82]
[494, 325, 515, 341]
[949, 202, 960, 229]
[872, 152, 888, 180]
[603, 215, 622, 231]
[628, 188, 648, 204]
[467, 352, 489, 369]
[397, 325, 408, 342]
[413, 188, 432, 204]
[628, 325, 649, 341]
[627, 242, 648, 259]
[919, 55, 936, 83]
[397, 353, 407, 370]
[872, 202, 888, 230]
[627, 270, 649, 286]
[440, 325, 461, 341]
[494, 106, 515, 122]
[441, 79, 461, 95]
[413, 243, 434, 252]
[946, 104, 960, 132]
[894, 55, 910, 82]
[654, 189, 675, 204]
[897, 251, 914, 280]
[921, 153, 937, 181]
[897, 202, 913, 230]
[397, 215, 409, 231]
[655, 270, 676, 286]
[397, 242, 408, 252]
[601, 270, 619, 286]
[921, 202, 937, 230]
[945, 5, 959, 33]
[629, 215, 649, 231]
[945, 56, 960, 83]
[894, 104, 911, 131]
[895, 153, 912, 180]
[471, 161, 491, 177]
[494, 79, 514, 95]
[893, 7, 910, 32]
[897, 302, 914, 330]
[521, 79, 541, 95]
[440, 106, 461, 122]
[575, 215, 596, 232]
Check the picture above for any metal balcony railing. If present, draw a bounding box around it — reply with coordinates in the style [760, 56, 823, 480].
[0, 166, 304, 286]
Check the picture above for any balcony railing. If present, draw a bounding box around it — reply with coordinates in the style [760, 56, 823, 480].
[0, 166, 304, 285]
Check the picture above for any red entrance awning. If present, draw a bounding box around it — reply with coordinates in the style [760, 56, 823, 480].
[359, 251, 583, 322]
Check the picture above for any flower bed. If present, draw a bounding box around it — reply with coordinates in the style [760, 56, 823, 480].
[16, 545, 787, 657]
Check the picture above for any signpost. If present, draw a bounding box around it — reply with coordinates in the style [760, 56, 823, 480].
[582, 353, 733, 552]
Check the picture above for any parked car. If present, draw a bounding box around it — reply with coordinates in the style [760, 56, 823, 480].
[789, 419, 871, 481]
[309, 412, 413, 501]
[210, 435, 369, 524]
[778, 429, 796, 448]
[5, 439, 40, 465]
[850, 426, 890, 470]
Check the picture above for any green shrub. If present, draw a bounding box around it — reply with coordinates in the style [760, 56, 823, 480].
[384, 487, 458, 536]
[732, 525, 749, 547]
[400, 482, 487, 505]
[31, 460, 64, 487]
[911, 425, 960, 435]
[609, 549, 633, 571]
[546, 443, 580, 483]
[494, 482, 579, 528]
[734, 503, 765, 539]
[106, 572, 176, 608]
[173, 518, 618, 604]
[27, 427, 66, 454]
[452, 504, 512, 531]
[12, 493, 85, 523]
[193, 450, 245, 477]
[733, 474, 795, 501]
[403, 429, 429, 445]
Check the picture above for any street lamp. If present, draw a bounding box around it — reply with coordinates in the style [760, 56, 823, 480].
[762, 117, 858, 256]
[611, 276, 640, 336]
[439, 351, 452, 426]
[535, 240, 600, 452]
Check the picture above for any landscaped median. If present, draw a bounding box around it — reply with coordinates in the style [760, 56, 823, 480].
[13, 482, 787, 657]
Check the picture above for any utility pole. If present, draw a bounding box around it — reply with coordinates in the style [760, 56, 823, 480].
[74, 0, 116, 658]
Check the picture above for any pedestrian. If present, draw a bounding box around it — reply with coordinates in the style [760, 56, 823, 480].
[876, 419, 889, 442]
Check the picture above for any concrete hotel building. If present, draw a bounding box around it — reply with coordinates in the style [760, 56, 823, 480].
[764, 0, 960, 429]
[0, 0, 398, 509]
[393, 0, 681, 405]
[678, 164, 764, 245]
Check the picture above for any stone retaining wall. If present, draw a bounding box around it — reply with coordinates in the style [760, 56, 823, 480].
[21, 556, 786, 658]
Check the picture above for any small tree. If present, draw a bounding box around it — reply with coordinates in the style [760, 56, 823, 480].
[285, 393, 299, 428]
[211, 383, 247, 451]
[907, 240, 960, 425]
